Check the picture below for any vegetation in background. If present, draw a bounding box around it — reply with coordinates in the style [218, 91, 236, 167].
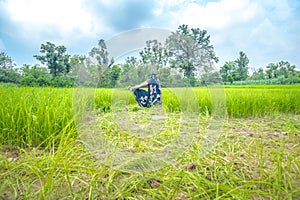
[34, 42, 71, 78]
[220, 51, 249, 83]
[165, 24, 218, 80]
[1, 24, 299, 88]
[0, 52, 21, 83]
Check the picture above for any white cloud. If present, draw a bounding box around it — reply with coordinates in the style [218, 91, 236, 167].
[177, 0, 259, 29]
[7, 0, 92, 30]
[158, 0, 186, 7]
[5, 0, 98, 44]
[251, 18, 276, 45]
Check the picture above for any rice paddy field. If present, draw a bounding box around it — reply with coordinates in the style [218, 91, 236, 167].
[0, 85, 299, 199]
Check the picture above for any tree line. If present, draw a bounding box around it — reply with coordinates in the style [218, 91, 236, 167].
[1, 24, 299, 87]
[219, 52, 299, 85]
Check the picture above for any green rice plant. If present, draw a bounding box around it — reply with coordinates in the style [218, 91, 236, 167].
[1, 84, 300, 199]
[0, 87, 75, 147]
[1, 85, 299, 147]
[225, 85, 300, 117]
[0, 85, 299, 148]
[94, 88, 113, 112]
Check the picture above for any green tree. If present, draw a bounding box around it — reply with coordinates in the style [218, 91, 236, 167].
[165, 24, 218, 79]
[277, 61, 296, 78]
[265, 63, 279, 79]
[139, 40, 168, 69]
[276, 61, 298, 83]
[219, 61, 235, 83]
[125, 56, 139, 67]
[88, 39, 111, 66]
[277, 61, 289, 78]
[68, 55, 87, 86]
[235, 51, 249, 81]
[0, 52, 21, 83]
[265, 61, 298, 81]
[104, 65, 121, 87]
[34, 42, 71, 78]
[69, 55, 86, 76]
[251, 67, 265, 80]
[0, 51, 15, 70]
[86, 39, 113, 86]
[20, 64, 51, 86]
[219, 51, 250, 82]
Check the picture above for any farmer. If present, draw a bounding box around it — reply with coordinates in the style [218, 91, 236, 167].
[128, 73, 162, 107]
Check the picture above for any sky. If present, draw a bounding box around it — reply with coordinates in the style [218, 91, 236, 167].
[1, 0, 300, 71]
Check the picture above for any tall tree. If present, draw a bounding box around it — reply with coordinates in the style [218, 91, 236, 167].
[0, 52, 21, 83]
[105, 65, 121, 87]
[251, 67, 265, 80]
[235, 51, 249, 81]
[219, 51, 250, 82]
[125, 56, 139, 67]
[65, 55, 87, 86]
[265, 63, 279, 79]
[69, 55, 86, 76]
[265, 61, 298, 82]
[139, 40, 168, 69]
[0, 51, 15, 70]
[34, 42, 71, 78]
[219, 61, 235, 83]
[87, 39, 113, 86]
[88, 39, 110, 66]
[166, 24, 218, 79]
[277, 61, 296, 78]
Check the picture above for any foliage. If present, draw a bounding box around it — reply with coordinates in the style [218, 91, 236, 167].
[116, 24, 220, 87]
[165, 24, 218, 79]
[0, 68, 21, 84]
[0, 52, 21, 83]
[251, 67, 265, 80]
[88, 39, 111, 66]
[220, 51, 249, 82]
[51, 76, 76, 87]
[265, 61, 297, 79]
[85, 39, 115, 86]
[20, 65, 51, 87]
[34, 42, 71, 78]
[99, 65, 122, 88]
[19, 64, 76, 87]
[67, 55, 94, 87]
[0, 82, 19, 87]
[1, 26, 300, 88]
[68, 55, 86, 77]
[139, 40, 169, 68]
[225, 77, 300, 85]
[0, 51, 15, 70]
[235, 51, 249, 81]
[220, 61, 235, 83]
[157, 67, 173, 87]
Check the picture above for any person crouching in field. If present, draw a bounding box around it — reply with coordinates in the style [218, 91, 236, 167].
[128, 73, 162, 107]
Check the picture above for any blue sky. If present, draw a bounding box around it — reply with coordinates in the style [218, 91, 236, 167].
[0, 0, 300, 71]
